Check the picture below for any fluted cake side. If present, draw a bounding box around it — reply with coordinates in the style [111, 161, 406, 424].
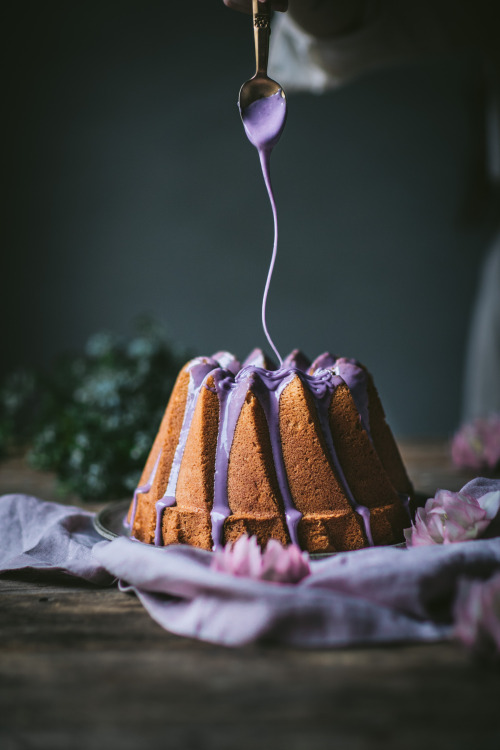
[127, 349, 413, 553]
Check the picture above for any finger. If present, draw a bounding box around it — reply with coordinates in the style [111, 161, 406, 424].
[223, 1, 288, 14]
[223, 0, 252, 14]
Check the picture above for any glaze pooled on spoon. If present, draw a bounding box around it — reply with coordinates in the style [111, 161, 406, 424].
[239, 89, 287, 365]
[241, 88, 287, 151]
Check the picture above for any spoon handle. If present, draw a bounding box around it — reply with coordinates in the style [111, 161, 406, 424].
[253, 0, 271, 76]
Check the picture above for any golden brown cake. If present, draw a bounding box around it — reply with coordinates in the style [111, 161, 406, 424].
[127, 349, 413, 554]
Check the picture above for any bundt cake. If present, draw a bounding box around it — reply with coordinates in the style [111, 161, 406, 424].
[126, 349, 413, 554]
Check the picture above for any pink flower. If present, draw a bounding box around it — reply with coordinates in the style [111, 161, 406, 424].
[451, 415, 500, 471]
[404, 489, 500, 547]
[211, 535, 310, 584]
[454, 573, 500, 655]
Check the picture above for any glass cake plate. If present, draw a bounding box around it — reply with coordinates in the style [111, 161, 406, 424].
[93, 499, 413, 555]
[94, 499, 131, 541]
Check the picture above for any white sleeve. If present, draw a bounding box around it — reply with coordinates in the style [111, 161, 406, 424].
[462, 237, 500, 420]
[269, 1, 451, 92]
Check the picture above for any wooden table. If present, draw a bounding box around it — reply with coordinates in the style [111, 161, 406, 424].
[1, 443, 499, 749]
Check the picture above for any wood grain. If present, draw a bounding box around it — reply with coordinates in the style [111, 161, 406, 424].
[1, 445, 500, 749]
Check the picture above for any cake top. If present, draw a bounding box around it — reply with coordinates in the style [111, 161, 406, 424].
[195, 348, 371, 438]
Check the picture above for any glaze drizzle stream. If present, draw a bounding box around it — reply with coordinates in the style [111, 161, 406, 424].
[240, 89, 287, 365]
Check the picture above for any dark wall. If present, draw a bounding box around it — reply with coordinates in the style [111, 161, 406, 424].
[2, 1, 495, 436]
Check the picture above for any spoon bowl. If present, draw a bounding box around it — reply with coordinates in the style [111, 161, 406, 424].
[239, 73, 282, 112]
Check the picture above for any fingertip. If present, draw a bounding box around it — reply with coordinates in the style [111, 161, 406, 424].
[223, 0, 251, 14]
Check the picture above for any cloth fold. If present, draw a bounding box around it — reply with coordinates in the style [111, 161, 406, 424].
[94, 538, 450, 647]
[1, 479, 500, 647]
[0, 493, 112, 585]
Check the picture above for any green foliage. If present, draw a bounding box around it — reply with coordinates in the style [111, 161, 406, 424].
[0, 369, 39, 458]
[0, 320, 190, 500]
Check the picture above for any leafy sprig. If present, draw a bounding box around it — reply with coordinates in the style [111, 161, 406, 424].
[0, 320, 190, 500]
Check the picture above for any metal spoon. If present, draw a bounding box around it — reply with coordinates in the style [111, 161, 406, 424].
[238, 0, 286, 111]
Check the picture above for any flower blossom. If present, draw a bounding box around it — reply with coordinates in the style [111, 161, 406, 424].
[211, 535, 310, 584]
[404, 489, 500, 547]
[454, 573, 500, 656]
[451, 415, 500, 471]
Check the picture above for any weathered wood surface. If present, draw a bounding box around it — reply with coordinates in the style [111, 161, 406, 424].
[1, 444, 499, 749]
[399, 439, 478, 497]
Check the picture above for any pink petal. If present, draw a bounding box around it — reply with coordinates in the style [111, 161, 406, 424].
[454, 580, 484, 647]
[477, 491, 500, 521]
[444, 502, 487, 531]
[454, 574, 500, 653]
[424, 511, 447, 543]
[451, 414, 500, 470]
[406, 510, 440, 547]
[441, 518, 487, 544]
[210, 535, 310, 584]
[406, 486, 498, 547]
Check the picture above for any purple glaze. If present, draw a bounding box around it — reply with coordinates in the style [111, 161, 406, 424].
[209, 363, 302, 549]
[210, 368, 258, 548]
[307, 368, 374, 547]
[399, 492, 412, 523]
[283, 349, 311, 373]
[240, 89, 287, 152]
[209, 357, 374, 549]
[154, 357, 219, 546]
[126, 448, 163, 532]
[309, 353, 337, 373]
[240, 90, 287, 366]
[258, 150, 282, 366]
[242, 347, 276, 370]
[211, 351, 241, 375]
[333, 359, 371, 438]
[243, 366, 302, 548]
[311, 354, 371, 438]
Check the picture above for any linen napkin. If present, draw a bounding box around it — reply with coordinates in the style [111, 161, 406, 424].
[0, 493, 112, 585]
[1, 479, 500, 647]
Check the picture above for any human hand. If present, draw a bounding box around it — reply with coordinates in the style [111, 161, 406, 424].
[223, 2, 367, 39]
[222, 1, 288, 14]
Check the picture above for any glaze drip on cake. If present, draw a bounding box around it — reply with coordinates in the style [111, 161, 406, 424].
[208, 361, 374, 549]
[127, 350, 413, 553]
[152, 358, 217, 546]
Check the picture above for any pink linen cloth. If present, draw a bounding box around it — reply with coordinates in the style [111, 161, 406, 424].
[1, 479, 500, 647]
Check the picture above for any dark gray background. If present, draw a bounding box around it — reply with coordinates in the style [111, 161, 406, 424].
[2, 1, 496, 436]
